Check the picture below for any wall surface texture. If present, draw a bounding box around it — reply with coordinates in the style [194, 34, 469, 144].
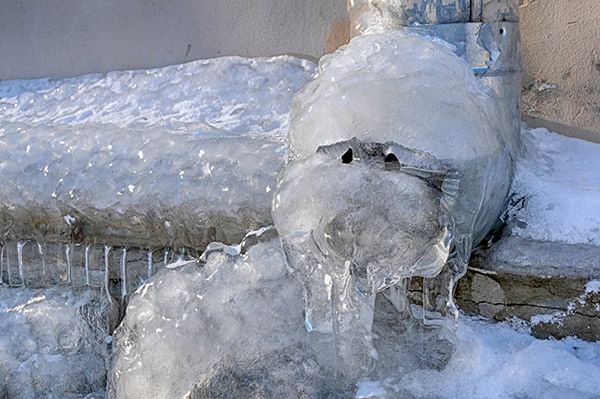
[0, 0, 346, 80]
[1, 1, 598, 134]
[520, 1, 600, 134]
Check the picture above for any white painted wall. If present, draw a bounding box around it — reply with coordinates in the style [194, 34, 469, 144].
[0, 0, 347, 80]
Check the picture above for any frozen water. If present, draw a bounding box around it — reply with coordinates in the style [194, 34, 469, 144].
[110, 230, 456, 397]
[0, 56, 315, 282]
[112, 231, 600, 398]
[1, 33, 599, 398]
[0, 286, 112, 398]
[109, 228, 324, 398]
[274, 31, 513, 382]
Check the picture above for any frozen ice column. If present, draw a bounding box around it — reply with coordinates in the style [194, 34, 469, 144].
[274, 32, 514, 382]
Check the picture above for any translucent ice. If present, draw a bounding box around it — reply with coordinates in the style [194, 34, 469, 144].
[274, 31, 513, 381]
[0, 56, 316, 275]
[109, 229, 324, 398]
[0, 287, 112, 398]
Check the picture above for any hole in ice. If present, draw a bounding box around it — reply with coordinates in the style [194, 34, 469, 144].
[384, 153, 400, 170]
[341, 148, 353, 164]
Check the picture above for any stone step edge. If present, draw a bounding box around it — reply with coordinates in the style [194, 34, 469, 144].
[456, 236, 600, 341]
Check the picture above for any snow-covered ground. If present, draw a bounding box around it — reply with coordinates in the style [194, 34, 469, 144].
[1, 54, 599, 398]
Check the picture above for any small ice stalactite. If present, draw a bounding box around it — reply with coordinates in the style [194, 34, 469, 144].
[0, 240, 193, 303]
[273, 30, 513, 385]
[120, 248, 128, 303]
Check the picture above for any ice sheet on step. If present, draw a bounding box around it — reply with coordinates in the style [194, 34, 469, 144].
[0, 122, 285, 249]
[0, 287, 111, 398]
[509, 126, 600, 245]
[0, 56, 315, 133]
[0, 56, 315, 249]
[109, 232, 312, 399]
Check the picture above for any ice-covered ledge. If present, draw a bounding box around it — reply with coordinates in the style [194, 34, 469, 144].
[0, 56, 314, 253]
[0, 124, 283, 250]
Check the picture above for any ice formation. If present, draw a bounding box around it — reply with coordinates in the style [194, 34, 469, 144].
[3, 15, 598, 397]
[0, 56, 314, 289]
[108, 229, 337, 398]
[273, 31, 513, 381]
[0, 287, 111, 398]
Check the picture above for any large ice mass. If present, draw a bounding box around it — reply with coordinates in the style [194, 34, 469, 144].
[273, 30, 513, 384]
[0, 57, 314, 253]
[109, 229, 314, 398]
[2, 14, 599, 399]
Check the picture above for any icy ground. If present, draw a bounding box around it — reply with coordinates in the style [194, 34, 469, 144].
[1, 55, 600, 398]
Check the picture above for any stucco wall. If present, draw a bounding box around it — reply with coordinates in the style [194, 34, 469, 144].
[0, 0, 346, 80]
[520, 1, 600, 134]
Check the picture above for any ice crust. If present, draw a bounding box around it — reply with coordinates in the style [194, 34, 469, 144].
[0, 287, 112, 398]
[273, 31, 513, 381]
[109, 230, 314, 399]
[0, 56, 315, 251]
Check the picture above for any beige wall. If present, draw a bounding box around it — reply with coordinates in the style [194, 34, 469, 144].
[0, 0, 347, 80]
[520, 1, 600, 134]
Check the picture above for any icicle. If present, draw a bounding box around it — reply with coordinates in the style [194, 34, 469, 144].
[17, 241, 24, 286]
[65, 244, 72, 284]
[84, 245, 90, 286]
[37, 242, 46, 287]
[104, 246, 113, 304]
[147, 250, 153, 279]
[120, 248, 128, 303]
[0, 243, 4, 286]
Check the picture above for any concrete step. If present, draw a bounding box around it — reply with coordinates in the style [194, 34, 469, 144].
[456, 236, 600, 341]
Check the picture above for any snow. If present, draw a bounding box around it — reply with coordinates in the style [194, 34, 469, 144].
[510, 126, 600, 245]
[0, 46, 599, 397]
[0, 56, 314, 134]
[386, 315, 600, 399]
